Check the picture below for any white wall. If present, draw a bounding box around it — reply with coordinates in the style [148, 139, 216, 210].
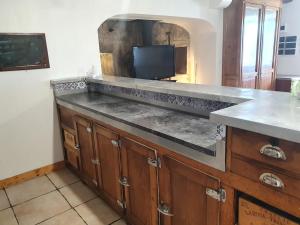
[277, 1, 300, 76]
[0, 0, 223, 180]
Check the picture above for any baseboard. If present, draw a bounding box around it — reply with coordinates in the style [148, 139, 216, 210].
[0, 161, 65, 189]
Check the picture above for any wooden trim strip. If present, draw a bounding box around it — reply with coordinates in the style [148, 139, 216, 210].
[0, 161, 65, 188]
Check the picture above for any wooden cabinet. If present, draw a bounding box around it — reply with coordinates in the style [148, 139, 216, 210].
[93, 124, 123, 212]
[158, 156, 221, 225]
[74, 116, 98, 187]
[120, 138, 158, 225]
[58, 105, 300, 225]
[223, 0, 281, 90]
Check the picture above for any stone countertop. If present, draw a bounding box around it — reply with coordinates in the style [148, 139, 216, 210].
[85, 76, 300, 144]
[56, 92, 221, 156]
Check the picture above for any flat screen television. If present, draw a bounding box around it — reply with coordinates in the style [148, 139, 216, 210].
[133, 45, 175, 80]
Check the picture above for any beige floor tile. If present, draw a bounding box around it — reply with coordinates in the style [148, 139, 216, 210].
[39, 209, 86, 225]
[59, 181, 96, 207]
[75, 198, 120, 225]
[47, 168, 79, 188]
[13, 191, 70, 225]
[6, 176, 56, 206]
[0, 208, 18, 225]
[0, 189, 10, 210]
[112, 219, 127, 225]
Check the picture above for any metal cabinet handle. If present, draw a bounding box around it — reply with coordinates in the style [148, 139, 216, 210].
[111, 140, 119, 147]
[260, 145, 286, 160]
[259, 173, 284, 189]
[86, 127, 92, 133]
[158, 204, 174, 217]
[119, 177, 130, 187]
[74, 144, 80, 151]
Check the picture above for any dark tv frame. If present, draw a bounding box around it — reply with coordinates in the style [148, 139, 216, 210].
[0, 33, 50, 72]
[132, 45, 176, 80]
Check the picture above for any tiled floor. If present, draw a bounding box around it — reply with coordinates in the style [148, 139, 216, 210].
[0, 168, 126, 225]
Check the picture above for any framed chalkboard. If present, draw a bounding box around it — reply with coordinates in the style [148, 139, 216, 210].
[0, 33, 50, 71]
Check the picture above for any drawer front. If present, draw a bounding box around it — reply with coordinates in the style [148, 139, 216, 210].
[64, 143, 80, 170]
[230, 128, 300, 175]
[63, 130, 76, 147]
[231, 156, 300, 199]
[239, 197, 299, 225]
[59, 106, 76, 129]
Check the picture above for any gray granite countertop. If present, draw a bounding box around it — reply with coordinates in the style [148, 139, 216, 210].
[87, 76, 300, 144]
[56, 92, 221, 156]
[52, 75, 300, 144]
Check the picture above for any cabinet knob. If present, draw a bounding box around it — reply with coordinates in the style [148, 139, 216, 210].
[260, 145, 286, 160]
[259, 173, 284, 189]
[158, 204, 174, 217]
[86, 127, 92, 133]
[74, 144, 80, 151]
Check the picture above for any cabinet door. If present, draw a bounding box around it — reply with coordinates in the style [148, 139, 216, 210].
[93, 124, 123, 212]
[241, 4, 262, 89]
[259, 8, 280, 90]
[120, 138, 158, 225]
[159, 156, 221, 225]
[74, 116, 97, 186]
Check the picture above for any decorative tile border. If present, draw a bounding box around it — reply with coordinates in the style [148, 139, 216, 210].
[88, 82, 234, 116]
[52, 79, 87, 96]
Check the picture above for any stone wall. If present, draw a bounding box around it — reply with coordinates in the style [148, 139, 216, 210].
[98, 19, 190, 79]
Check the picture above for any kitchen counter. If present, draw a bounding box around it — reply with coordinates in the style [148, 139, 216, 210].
[82, 76, 300, 144]
[56, 92, 221, 156]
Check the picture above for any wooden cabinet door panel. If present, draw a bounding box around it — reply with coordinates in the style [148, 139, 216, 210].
[74, 116, 97, 186]
[93, 124, 122, 211]
[120, 138, 158, 225]
[159, 156, 220, 225]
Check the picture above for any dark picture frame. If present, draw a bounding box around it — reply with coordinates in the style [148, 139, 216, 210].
[0, 33, 50, 72]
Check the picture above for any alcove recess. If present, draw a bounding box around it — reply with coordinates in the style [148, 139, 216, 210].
[98, 14, 217, 84]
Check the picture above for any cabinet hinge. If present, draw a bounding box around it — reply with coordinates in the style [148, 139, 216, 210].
[117, 200, 126, 209]
[111, 140, 122, 148]
[147, 157, 161, 168]
[91, 159, 100, 165]
[92, 179, 98, 186]
[86, 127, 92, 133]
[206, 188, 226, 202]
[119, 177, 130, 187]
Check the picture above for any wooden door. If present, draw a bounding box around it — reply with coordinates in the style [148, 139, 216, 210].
[258, 7, 280, 90]
[241, 3, 262, 89]
[93, 124, 123, 212]
[74, 116, 97, 186]
[159, 156, 221, 225]
[120, 138, 158, 225]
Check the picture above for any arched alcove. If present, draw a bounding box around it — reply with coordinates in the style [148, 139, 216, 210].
[98, 14, 219, 85]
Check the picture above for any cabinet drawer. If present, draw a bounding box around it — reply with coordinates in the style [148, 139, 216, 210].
[231, 156, 300, 199]
[59, 106, 76, 129]
[64, 143, 80, 170]
[239, 197, 299, 225]
[230, 128, 300, 175]
[63, 130, 76, 147]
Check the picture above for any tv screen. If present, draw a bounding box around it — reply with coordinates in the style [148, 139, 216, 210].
[133, 45, 175, 80]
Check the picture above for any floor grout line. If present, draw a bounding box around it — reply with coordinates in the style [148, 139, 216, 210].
[46, 172, 89, 225]
[4, 168, 121, 225]
[3, 188, 20, 225]
[108, 218, 123, 225]
[35, 208, 72, 225]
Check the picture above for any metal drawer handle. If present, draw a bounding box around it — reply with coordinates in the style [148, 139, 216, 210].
[260, 145, 286, 160]
[259, 173, 284, 189]
[119, 177, 130, 187]
[158, 204, 174, 217]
